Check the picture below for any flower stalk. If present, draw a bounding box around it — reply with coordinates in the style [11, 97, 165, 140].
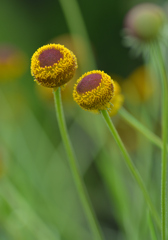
[151, 42, 168, 240]
[100, 109, 161, 229]
[118, 107, 163, 150]
[53, 87, 104, 240]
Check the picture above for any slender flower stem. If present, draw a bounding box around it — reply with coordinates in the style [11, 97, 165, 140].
[118, 107, 163, 150]
[100, 109, 161, 229]
[151, 42, 168, 240]
[53, 87, 104, 240]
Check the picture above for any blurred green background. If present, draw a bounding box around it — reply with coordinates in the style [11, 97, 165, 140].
[0, 0, 166, 239]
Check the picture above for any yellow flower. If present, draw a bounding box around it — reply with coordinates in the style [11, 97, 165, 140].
[108, 81, 124, 117]
[48, 35, 86, 104]
[73, 70, 114, 111]
[31, 44, 78, 88]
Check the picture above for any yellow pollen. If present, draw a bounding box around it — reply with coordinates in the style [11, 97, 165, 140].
[73, 70, 115, 112]
[31, 43, 78, 88]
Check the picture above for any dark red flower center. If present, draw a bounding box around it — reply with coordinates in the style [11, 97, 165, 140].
[77, 73, 102, 94]
[38, 48, 63, 67]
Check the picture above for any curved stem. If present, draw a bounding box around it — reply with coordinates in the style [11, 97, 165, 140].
[101, 109, 161, 230]
[53, 87, 104, 240]
[152, 42, 168, 240]
[119, 107, 163, 150]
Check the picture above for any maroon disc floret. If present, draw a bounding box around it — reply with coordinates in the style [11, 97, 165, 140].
[38, 48, 63, 68]
[77, 73, 102, 94]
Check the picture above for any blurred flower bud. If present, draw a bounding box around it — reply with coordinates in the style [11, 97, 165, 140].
[124, 3, 166, 41]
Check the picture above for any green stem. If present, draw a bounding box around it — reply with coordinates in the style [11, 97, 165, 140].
[152, 42, 168, 240]
[148, 211, 158, 240]
[53, 87, 104, 240]
[100, 109, 161, 230]
[118, 107, 163, 150]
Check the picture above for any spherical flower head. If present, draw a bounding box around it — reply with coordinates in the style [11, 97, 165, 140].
[31, 44, 78, 88]
[124, 3, 166, 41]
[73, 70, 114, 111]
[109, 81, 124, 117]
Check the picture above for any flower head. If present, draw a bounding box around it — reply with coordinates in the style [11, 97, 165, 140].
[124, 3, 166, 41]
[73, 70, 114, 111]
[31, 44, 78, 88]
[108, 81, 124, 117]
